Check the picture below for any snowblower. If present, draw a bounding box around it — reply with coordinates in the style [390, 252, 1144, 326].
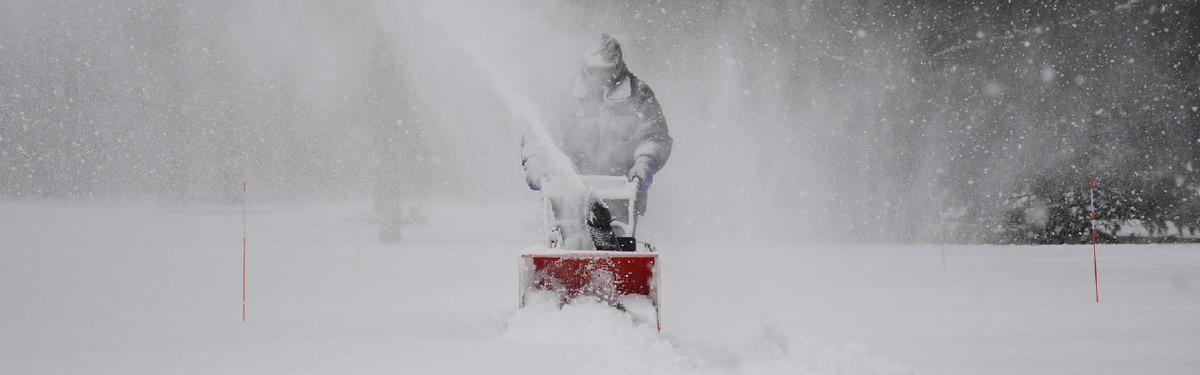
[519, 175, 660, 329]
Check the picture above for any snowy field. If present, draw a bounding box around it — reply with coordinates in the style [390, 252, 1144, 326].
[2, 200, 1197, 374]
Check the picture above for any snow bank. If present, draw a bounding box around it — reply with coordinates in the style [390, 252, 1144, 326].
[6, 201, 1196, 374]
[727, 325, 918, 375]
[501, 292, 914, 375]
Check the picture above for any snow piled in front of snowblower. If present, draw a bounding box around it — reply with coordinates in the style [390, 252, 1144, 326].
[504, 292, 659, 344]
[502, 292, 699, 375]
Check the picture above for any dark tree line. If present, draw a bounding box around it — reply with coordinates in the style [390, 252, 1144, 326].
[914, 0, 1200, 243]
[591, 0, 1198, 243]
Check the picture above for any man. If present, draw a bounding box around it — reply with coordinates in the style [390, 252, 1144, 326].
[522, 34, 673, 246]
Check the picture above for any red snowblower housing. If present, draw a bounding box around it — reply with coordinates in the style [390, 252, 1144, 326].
[519, 176, 660, 329]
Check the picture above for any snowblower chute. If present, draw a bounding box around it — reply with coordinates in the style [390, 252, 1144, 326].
[519, 176, 660, 329]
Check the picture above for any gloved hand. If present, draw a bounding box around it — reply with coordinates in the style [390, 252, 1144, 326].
[627, 157, 655, 191]
[523, 157, 548, 190]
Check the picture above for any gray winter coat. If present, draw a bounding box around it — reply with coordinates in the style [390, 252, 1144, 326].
[522, 69, 672, 214]
[523, 70, 672, 176]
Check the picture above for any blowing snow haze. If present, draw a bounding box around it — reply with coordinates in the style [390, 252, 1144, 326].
[2, 0, 1197, 244]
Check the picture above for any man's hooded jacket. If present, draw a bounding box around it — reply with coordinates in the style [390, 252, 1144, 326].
[522, 35, 673, 213]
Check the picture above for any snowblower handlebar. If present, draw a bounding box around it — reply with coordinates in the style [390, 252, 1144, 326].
[580, 175, 639, 200]
[540, 174, 642, 248]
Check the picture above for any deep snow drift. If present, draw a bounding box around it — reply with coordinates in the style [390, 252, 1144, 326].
[2, 200, 1197, 374]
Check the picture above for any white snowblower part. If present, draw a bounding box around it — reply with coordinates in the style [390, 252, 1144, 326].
[520, 175, 660, 330]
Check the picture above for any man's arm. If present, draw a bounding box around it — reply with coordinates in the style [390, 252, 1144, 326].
[632, 84, 673, 172]
[628, 81, 672, 190]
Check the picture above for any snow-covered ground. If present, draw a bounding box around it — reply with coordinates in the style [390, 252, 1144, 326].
[2, 200, 1197, 374]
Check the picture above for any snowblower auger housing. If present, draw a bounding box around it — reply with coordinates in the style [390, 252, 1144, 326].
[519, 176, 660, 330]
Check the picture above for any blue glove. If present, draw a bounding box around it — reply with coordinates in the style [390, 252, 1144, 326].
[628, 157, 655, 191]
[524, 157, 548, 191]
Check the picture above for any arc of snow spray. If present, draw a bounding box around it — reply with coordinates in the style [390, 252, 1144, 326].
[437, 25, 585, 195]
